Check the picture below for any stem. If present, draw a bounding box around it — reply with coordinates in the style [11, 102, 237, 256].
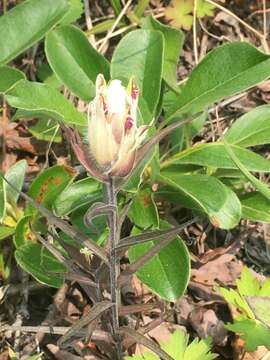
[106, 177, 122, 357]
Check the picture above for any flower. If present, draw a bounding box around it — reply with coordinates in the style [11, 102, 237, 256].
[87, 74, 148, 177]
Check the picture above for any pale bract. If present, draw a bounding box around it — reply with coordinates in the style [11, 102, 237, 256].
[87, 74, 148, 177]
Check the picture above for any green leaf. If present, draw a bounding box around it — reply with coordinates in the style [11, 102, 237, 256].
[245, 296, 270, 328]
[142, 16, 184, 91]
[110, 0, 121, 15]
[197, 0, 215, 18]
[13, 215, 32, 249]
[167, 43, 270, 122]
[128, 220, 190, 301]
[6, 80, 86, 126]
[111, 29, 164, 124]
[60, 0, 83, 24]
[240, 192, 270, 223]
[224, 105, 270, 147]
[164, 0, 193, 30]
[27, 165, 76, 212]
[0, 226, 15, 241]
[0, 66, 25, 93]
[45, 25, 110, 102]
[36, 63, 62, 88]
[5, 160, 27, 204]
[128, 187, 159, 229]
[134, 0, 150, 18]
[225, 319, 270, 351]
[219, 287, 254, 319]
[0, 174, 6, 220]
[236, 266, 260, 297]
[0, 0, 69, 65]
[159, 172, 241, 229]
[183, 337, 217, 360]
[53, 177, 102, 216]
[163, 142, 270, 173]
[88, 19, 118, 35]
[224, 140, 270, 200]
[15, 243, 66, 288]
[28, 118, 62, 143]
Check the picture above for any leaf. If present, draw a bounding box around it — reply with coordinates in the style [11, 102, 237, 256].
[163, 142, 270, 172]
[134, 0, 150, 18]
[225, 319, 270, 351]
[224, 105, 270, 147]
[183, 337, 217, 360]
[6, 80, 86, 126]
[60, 0, 83, 24]
[111, 29, 164, 124]
[224, 140, 270, 200]
[27, 165, 76, 212]
[0, 0, 69, 65]
[240, 192, 270, 223]
[0, 175, 6, 220]
[13, 215, 33, 249]
[164, 0, 193, 30]
[142, 16, 184, 91]
[0, 66, 25, 93]
[236, 266, 260, 297]
[110, 0, 121, 15]
[219, 287, 254, 319]
[166, 42, 270, 122]
[5, 160, 27, 204]
[36, 63, 62, 88]
[128, 220, 190, 301]
[0, 226, 15, 241]
[197, 0, 215, 18]
[159, 172, 241, 229]
[128, 187, 159, 229]
[53, 177, 102, 216]
[28, 118, 62, 143]
[15, 243, 66, 288]
[245, 296, 270, 328]
[45, 25, 110, 102]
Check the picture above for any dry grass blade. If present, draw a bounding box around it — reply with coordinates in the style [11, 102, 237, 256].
[58, 301, 113, 349]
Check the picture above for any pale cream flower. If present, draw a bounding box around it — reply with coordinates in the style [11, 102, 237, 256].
[87, 74, 148, 177]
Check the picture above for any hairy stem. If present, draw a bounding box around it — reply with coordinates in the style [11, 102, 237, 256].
[106, 178, 122, 357]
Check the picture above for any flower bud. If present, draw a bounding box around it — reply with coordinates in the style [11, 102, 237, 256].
[87, 74, 148, 177]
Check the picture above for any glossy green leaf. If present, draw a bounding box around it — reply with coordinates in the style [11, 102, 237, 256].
[5, 160, 27, 204]
[6, 80, 86, 126]
[111, 29, 164, 123]
[53, 177, 102, 216]
[224, 141, 270, 200]
[128, 220, 190, 301]
[163, 142, 270, 172]
[0, 66, 25, 93]
[0, 175, 6, 220]
[45, 25, 110, 101]
[225, 320, 270, 351]
[15, 243, 66, 288]
[167, 42, 270, 121]
[60, 0, 83, 25]
[159, 172, 241, 229]
[142, 16, 184, 91]
[128, 187, 159, 229]
[0, 0, 69, 65]
[13, 215, 32, 248]
[27, 165, 76, 212]
[0, 226, 15, 241]
[224, 105, 270, 147]
[240, 192, 270, 223]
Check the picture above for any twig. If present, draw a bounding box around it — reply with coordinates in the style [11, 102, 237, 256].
[193, 0, 199, 65]
[205, 0, 264, 40]
[98, 0, 133, 53]
[83, 0, 96, 47]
